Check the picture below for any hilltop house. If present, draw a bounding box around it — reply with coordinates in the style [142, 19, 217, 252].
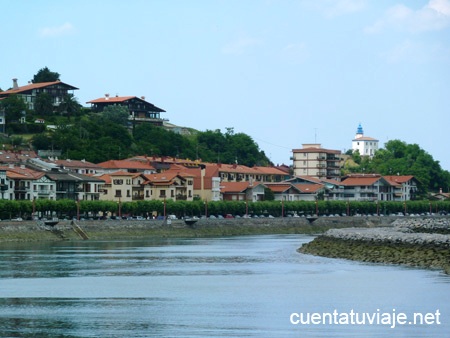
[0, 79, 78, 112]
[352, 123, 379, 158]
[87, 94, 166, 126]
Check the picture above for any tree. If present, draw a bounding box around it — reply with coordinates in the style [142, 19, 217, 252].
[101, 105, 129, 125]
[31, 133, 53, 150]
[34, 92, 54, 116]
[58, 94, 81, 121]
[32, 67, 60, 83]
[0, 94, 27, 122]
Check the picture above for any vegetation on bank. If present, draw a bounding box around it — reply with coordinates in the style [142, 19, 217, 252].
[1, 199, 450, 221]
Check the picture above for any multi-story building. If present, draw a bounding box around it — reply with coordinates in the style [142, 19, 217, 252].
[352, 123, 379, 158]
[291, 144, 341, 179]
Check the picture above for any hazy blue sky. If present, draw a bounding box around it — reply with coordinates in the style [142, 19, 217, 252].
[2, 0, 449, 169]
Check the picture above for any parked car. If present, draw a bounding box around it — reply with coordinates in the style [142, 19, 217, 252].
[225, 214, 234, 219]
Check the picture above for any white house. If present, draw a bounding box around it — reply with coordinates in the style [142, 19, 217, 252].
[352, 123, 379, 158]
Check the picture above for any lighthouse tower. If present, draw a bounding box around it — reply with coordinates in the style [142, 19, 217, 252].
[355, 123, 364, 139]
[352, 123, 379, 157]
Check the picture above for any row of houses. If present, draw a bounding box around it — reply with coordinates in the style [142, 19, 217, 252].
[0, 152, 419, 204]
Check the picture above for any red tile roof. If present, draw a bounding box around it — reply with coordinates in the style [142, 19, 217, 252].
[107, 170, 137, 176]
[0, 166, 44, 180]
[341, 176, 382, 186]
[383, 175, 415, 185]
[0, 81, 78, 95]
[97, 160, 155, 171]
[264, 183, 292, 193]
[87, 96, 135, 103]
[293, 183, 324, 193]
[220, 181, 261, 193]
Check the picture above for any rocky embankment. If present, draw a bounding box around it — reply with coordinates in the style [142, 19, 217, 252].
[299, 217, 450, 274]
[0, 216, 392, 242]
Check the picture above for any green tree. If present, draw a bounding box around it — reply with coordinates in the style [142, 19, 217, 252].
[32, 67, 60, 83]
[31, 133, 53, 150]
[0, 94, 27, 122]
[134, 123, 195, 158]
[101, 105, 129, 126]
[58, 94, 81, 121]
[34, 92, 54, 116]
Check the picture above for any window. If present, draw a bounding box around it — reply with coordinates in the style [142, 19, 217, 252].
[115, 190, 122, 197]
[171, 190, 174, 197]
[113, 179, 123, 185]
[160, 190, 166, 197]
[127, 190, 130, 197]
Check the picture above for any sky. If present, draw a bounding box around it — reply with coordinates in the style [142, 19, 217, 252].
[1, 0, 450, 170]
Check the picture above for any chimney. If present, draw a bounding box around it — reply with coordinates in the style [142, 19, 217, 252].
[105, 93, 109, 100]
[12, 78, 18, 89]
[141, 96, 145, 100]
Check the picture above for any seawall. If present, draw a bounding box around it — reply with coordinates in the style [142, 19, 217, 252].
[0, 216, 394, 242]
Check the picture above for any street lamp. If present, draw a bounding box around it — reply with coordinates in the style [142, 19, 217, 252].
[76, 198, 80, 221]
[32, 193, 37, 220]
[118, 196, 122, 218]
[163, 196, 166, 219]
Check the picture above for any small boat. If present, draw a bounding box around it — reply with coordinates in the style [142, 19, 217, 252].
[44, 220, 59, 226]
[184, 218, 198, 226]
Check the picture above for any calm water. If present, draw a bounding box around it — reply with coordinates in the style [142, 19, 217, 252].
[0, 235, 449, 337]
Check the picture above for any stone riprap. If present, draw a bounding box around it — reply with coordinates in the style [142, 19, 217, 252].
[299, 217, 450, 274]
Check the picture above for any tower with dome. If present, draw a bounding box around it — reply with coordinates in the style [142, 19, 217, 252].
[352, 123, 379, 157]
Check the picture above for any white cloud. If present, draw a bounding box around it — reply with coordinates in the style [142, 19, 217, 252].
[221, 36, 263, 55]
[39, 22, 74, 38]
[365, 0, 450, 33]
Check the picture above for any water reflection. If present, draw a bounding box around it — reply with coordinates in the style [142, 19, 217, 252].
[0, 235, 449, 337]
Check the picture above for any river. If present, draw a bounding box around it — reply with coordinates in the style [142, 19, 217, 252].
[0, 235, 448, 337]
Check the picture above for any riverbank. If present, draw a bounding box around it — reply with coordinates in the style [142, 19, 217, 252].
[0, 215, 394, 242]
[299, 217, 450, 274]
